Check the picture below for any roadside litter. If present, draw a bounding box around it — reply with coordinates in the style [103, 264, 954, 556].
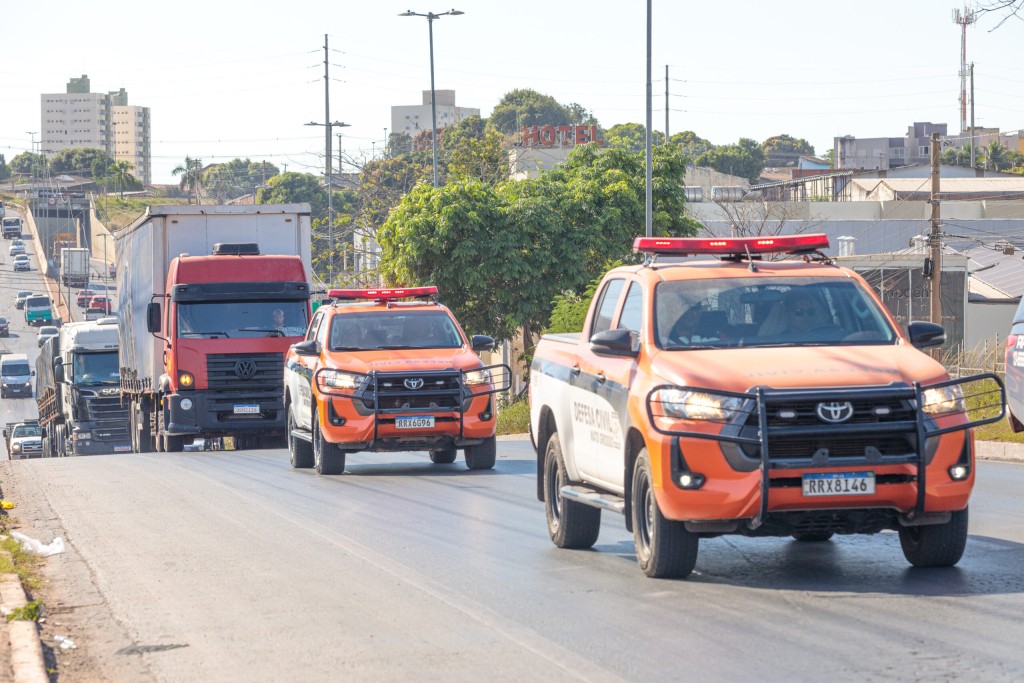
[54, 635, 76, 650]
[10, 531, 65, 556]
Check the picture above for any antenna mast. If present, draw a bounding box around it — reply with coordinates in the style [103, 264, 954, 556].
[952, 6, 977, 134]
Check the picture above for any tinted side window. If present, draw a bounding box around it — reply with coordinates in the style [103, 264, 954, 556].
[617, 282, 644, 349]
[590, 279, 625, 337]
[306, 311, 323, 342]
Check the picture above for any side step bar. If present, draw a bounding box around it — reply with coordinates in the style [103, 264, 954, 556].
[560, 485, 625, 514]
[291, 429, 313, 443]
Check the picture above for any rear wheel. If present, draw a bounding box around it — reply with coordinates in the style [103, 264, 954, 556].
[899, 508, 969, 568]
[631, 448, 699, 579]
[313, 408, 345, 475]
[429, 448, 457, 464]
[543, 433, 600, 549]
[464, 435, 496, 470]
[287, 404, 313, 469]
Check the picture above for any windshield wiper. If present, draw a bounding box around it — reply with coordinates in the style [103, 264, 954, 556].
[241, 327, 284, 337]
[180, 331, 230, 338]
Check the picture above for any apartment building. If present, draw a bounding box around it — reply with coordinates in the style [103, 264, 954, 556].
[390, 90, 479, 139]
[40, 75, 152, 185]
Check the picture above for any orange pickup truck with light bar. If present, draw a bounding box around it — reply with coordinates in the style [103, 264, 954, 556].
[284, 286, 511, 475]
[529, 234, 1005, 578]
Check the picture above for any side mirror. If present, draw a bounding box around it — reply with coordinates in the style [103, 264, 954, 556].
[471, 335, 495, 352]
[908, 321, 946, 350]
[53, 358, 64, 383]
[589, 328, 638, 357]
[146, 302, 161, 334]
[291, 339, 320, 356]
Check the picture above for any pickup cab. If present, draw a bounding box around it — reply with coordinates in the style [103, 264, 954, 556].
[284, 286, 510, 475]
[529, 234, 1004, 578]
[4, 420, 43, 459]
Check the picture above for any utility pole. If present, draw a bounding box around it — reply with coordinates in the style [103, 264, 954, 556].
[644, 0, 652, 238]
[664, 65, 669, 144]
[323, 34, 332, 178]
[337, 133, 346, 272]
[952, 6, 977, 134]
[970, 63, 976, 168]
[929, 132, 942, 359]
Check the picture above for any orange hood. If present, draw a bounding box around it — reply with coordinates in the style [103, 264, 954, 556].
[323, 347, 482, 375]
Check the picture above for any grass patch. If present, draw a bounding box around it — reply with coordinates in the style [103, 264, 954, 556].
[497, 399, 529, 436]
[94, 196, 191, 231]
[0, 518, 43, 590]
[6, 600, 42, 622]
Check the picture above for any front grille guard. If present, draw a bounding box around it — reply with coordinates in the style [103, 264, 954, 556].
[646, 373, 1005, 524]
[314, 364, 512, 443]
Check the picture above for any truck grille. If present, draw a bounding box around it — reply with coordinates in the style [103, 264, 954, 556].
[206, 353, 285, 422]
[18, 440, 42, 455]
[365, 371, 462, 411]
[87, 397, 131, 441]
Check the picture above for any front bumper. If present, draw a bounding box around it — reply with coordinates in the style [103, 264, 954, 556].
[164, 390, 285, 436]
[2, 383, 32, 396]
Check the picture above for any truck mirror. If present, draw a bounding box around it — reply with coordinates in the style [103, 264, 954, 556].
[53, 358, 64, 383]
[471, 335, 495, 352]
[291, 339, 320, 356]
[147, 302, 161, 333]
[589, 329, 638, 358]
[907, 321, 946, 349]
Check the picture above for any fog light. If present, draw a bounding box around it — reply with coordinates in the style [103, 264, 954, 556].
[180, 398, 193, 411]
[948, 464, 970, 481]
[678, 472, 706, 489]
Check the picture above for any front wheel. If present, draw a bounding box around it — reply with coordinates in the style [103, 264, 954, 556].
[464, 435, 496, 470]
[631, 448, 699, 579]
[543, 433, 600, 549]
[899, 508, 969, 568]
[313, 408, 345, 475]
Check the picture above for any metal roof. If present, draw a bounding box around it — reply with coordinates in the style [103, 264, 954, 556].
[960, 245, 1024, 300]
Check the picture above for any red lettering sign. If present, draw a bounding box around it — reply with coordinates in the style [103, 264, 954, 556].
[520, 125, 605, 148]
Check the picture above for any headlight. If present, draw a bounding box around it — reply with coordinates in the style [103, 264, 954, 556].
[317, 369, 368, 394]
[921, 385, 965, 416]
[653, 388, 746, 421]
[11, 443, 21, 453]
[74, 432, 92, 441]
[180, 398, 194, 411]
[464, 368, 492, 386]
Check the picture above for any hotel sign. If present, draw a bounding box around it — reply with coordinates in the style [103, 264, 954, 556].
[520, 125, 604, 148]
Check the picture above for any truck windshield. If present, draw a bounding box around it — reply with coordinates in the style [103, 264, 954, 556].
[3, 362, 30, 377]
[12, 425, 41, 438]
[654, 277, 898, 349]
[178, 301, 308, 338]
[26, 297, 50, 308]
[73, 351, 120, 384]
[329, 311, 463, 351]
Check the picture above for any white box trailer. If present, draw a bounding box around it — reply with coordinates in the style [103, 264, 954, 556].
[114, 204, 312, 399]
[60, 247, 92, 287]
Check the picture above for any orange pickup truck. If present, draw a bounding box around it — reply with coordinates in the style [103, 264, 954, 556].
[529, 234, 1004, 578]
[284, 286, 511, 475]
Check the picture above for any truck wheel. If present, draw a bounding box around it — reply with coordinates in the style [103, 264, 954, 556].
[631, 448, 699, 579]
[792, 531, 834, 542]
[134, 404, 152, 454]
[543, 433, 600, 549]
[313, 410, 345, 475]
[287, 405, 313, 469]
[164, 434, 184, 452]
[464, 436, 497, 470]
[898, 507, 969, 568]
[429, 448, 457, 464]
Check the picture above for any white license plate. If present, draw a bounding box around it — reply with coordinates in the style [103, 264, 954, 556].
[233, 404, 260, 415]
[802, 472, 875, 497]
[395, 416, 435, 429]
[114, 446, 132, 452]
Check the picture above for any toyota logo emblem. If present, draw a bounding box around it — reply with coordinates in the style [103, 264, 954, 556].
[816, 401, 854, 423]
[234, 360, 258, 380]
[404, 378, 424, 390]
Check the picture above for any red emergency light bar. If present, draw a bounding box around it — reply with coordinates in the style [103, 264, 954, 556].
[634, 233, 830, 256]
[328, 286, 438, 301]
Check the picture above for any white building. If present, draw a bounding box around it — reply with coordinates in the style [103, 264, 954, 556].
[390, 90, 479, 138]
[40, 75, 152, 185]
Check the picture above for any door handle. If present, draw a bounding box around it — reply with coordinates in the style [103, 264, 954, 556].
[596, 372, 606, 384]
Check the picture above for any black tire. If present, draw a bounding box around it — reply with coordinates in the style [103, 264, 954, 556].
[287, 404, 314, 469]
[164, 434, 184, 452]
[135, 403, 152, 454]
[429, 448, 457, 464]
[792, 531, 834, 542]
[543, 433, 600, 549]
[899, 507, 969, 568]
[313, 408, 345, 475]
[464, 435, 497, 470]
[631, 448, 699, 579]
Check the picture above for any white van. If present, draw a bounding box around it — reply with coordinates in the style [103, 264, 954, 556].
[0, 354, 34, 398]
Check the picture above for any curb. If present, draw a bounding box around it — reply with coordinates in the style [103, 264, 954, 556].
[976, 440, 1024, 463]
[0, 565, 47, 683]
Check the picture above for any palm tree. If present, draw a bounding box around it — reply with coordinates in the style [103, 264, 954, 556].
[985, 140, 1008, 171]
[109, 160, 134, 199]
[172, 156, 204, 204]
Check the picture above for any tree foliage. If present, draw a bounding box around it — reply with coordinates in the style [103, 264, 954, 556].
[48, 147, 113, 176]
[258, 172, 326, 216]
[440, 115, 509, 184]
[695, 137, 765, 181]
[0, 155, 9, 181]
[203, 159, 279, 201]
[762, 134, 815, 157]
[604, 123, 665, 153]
[488, 89, 584, 135]
[671, 131, 714, 161]
[9, 152, 46, 175]
[172, 156, 204, 204]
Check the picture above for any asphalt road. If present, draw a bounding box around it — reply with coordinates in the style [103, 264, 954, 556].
[3, 443, 1024, 682]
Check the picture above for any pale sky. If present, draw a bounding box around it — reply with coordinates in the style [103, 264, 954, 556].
[1, 0, 1020, 185]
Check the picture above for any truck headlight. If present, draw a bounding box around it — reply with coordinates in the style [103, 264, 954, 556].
[654, 388, 746, 421]
[11, 443, 21, 453]
[74, 432, 92, 441]
[921, 385, 965, 416]
[317, 369, 368, 394]
[464, 368, 492, 386]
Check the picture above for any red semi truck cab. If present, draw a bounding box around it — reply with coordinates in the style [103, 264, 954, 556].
[142, 243, 311, 451]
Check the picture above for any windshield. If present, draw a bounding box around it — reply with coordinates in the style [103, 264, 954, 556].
[73, 351, 120, 384]
[3, 362, 30, 377]
[654, 277, 897, 349]
[12, 425, 41, 438]
[177, 300, 308, 338]
[26, 297, 50, 308]
[329, 311, 463, 351]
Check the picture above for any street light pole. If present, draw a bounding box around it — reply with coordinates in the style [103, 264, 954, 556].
[305, 120, 350, 286]
[400, 9, 464, 188]
[26, 132, 37, 189]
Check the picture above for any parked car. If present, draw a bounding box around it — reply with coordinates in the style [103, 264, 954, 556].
[0, 317, 8, 337]
[12, 254, 30, 271]
[8, 240, 25, 256]
[36, 325, 59, 348]
[76, 289, 96, 307]
[14, 290, 32, 309]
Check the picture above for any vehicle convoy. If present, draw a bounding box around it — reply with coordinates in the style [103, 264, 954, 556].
[36, 318, 130, 457]
[116, 204, 313, 453]
[3, 420, 43, 460]
[284, 286, 511, 474]
[59, 247, 91, 287]
[2, 216, 22, 239]
[529, 234, 1005, 578]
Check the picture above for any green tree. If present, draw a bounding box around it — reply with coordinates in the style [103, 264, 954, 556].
[761, 134, 815, 164]
[172, 156, 204, 204]
[604, 123, 665, 153]
[10, 152, 46, 175]
[109, 160, 136, 199]
[258, 172, 326, 216]
[695, 137, 765, 181]
[0, 154, 9, 182]
[984, 140, 1010, 171]
[670, 131, 714, 160]
[48, 147, 113, 176]
[440, 115, 508, 184]
[203, 158, 279, 201]
[488, 89, 576, 135]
